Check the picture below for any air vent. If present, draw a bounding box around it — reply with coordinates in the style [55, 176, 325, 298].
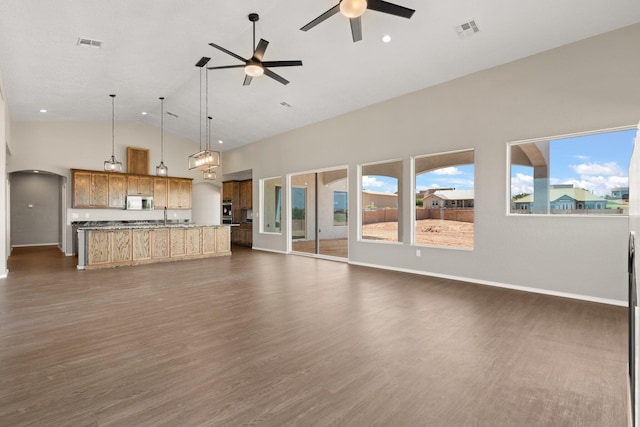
[455, 20, 479, 39]
[166, 111, 179, 118]
[77, 37, 103, 48]
[280, 101, 292, 108]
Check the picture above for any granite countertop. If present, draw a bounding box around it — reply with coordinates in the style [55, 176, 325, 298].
[76, 221, 229, 231]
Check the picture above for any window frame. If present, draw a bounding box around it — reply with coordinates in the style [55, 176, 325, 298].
[506, 125, 636, 217]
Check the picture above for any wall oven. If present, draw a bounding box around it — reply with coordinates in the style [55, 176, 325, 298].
[222, 202, 232, 224]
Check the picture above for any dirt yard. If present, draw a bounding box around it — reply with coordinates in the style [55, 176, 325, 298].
[362, 219, 474, 248]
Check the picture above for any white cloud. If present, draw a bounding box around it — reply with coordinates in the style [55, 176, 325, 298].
[362, 176, 385, 188]
[562, 175, 628, 197]
[569, 162, 624, 176]
[431, 167, 462, 175]
[574, 155, 590, 160]
[511, 173, 533, 195]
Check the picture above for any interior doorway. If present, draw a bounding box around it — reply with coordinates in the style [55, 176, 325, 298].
[289, 167, 348, 260]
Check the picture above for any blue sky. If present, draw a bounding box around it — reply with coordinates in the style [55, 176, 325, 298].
[511, 128, 637, 197]
[362, 164, 475, 194]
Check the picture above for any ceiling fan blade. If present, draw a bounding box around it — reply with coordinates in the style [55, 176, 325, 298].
[367, 0, 415, 19]
[300, 4, 341, 31]
[261, 60, 303, 68]
[263, 68, 290, 85]
[195, 57, 211, 67]
[243, 75, 253, 86]
[208, 42, 248, 63]
[207, 65, 246, 70]
[350, 17, 363, 43]
[253, 39, 269, 62]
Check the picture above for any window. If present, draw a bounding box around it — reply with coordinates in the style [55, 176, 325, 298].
[260, 177, 282, 233]
[360, 160, 402, 242]
[414, 149, 474, 249]
[334, 191, 348, 226]
[509, 127, 636, 215]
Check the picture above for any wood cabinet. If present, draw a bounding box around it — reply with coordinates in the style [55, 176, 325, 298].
[81, 226, 230, 269]
[223, 179, 251, 221]
[231, 223, 252, 247]
[127, 147, 149, 175]
[72, 169, 192, 210]
[127, 175, 153, 196]
[153, 177, 168, 209]
[108, 174, 126, 208]
[239, 179, 252, 210]
[168, 178, 192, 209]
[73, 170, 109, 208]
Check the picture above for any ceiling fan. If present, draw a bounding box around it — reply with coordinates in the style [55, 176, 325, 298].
[207, 13, 303, 86]
[301, 0, 415, 43]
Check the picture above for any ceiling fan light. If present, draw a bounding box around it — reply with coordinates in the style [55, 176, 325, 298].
[244, 63, 264, 77]
[340, 0, 368, 18]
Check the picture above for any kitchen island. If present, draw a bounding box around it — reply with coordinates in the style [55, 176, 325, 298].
[77, 223, 230, 270]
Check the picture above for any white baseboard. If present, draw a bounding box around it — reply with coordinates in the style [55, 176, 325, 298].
[251, 246, 287, 255]
[0, 269, 7, 279]
[11, 243, 60, 248]
[348, 260, 626, 307]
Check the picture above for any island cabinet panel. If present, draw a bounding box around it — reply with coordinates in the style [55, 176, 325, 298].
[186, 228, 201, 255]
[153, 177, 168, 209]
[152, 229, 170, 259]
[111, 230, 132, 263]
[202, 227, 217, 254]
[87, 231, 111, 265]
[79, 226, 230, 270]
[108, 175, 127, 209]
[216, 226, 231, 253]
[170, 228, 186, 257]
[132, 229, 151, 261]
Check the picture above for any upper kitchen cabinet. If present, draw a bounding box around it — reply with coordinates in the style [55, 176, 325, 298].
[153, 177, 168, 209]
[127, 147, 149, 175]
[72, 169, 193, 210]
[168, 178, 192, 209]
[108, 174, 126, 208]
[239, 180, 252, 210]
[72, 170, 108, 208]
[127, 175, 153, 196]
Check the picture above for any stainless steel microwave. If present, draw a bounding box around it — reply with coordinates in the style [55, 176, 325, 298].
[126, 195, 154, 210]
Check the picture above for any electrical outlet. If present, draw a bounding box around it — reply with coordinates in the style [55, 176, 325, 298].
[416, 249, 421, 257]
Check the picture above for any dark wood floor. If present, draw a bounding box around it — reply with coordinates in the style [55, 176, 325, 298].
[0, 246, 629, 426]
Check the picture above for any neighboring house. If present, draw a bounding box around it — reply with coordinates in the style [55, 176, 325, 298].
[422, 189, 475, 208]
[611, 187, 629, 200]
[362, 190, 397, 210]
[512, 185, 608, 212]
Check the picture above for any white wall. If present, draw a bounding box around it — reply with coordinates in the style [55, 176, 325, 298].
[224, 23, 640, 303]
[192, 182, 221, 226]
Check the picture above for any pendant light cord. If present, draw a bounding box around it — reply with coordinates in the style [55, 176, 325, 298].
[160, 97, 164, 162]
[110, 94, 116, 158]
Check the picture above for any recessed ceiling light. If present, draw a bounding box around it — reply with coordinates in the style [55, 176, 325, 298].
[382, 35, 391, 43]
[141, 112, 148, 115]
[39, 109, 47, 113]
[218, 140, 223, 144]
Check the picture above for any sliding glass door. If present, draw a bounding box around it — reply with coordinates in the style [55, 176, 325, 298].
[290, 167, 348, 259]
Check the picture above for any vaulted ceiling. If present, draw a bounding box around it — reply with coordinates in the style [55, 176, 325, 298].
[0, 1, 639, 152]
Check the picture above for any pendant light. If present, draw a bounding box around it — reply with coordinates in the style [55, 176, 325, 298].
[156, 96, 168, 176]
[104, 94, 123, 172]
[203, 115, 217, 180]
[188, 62, 221, 170]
